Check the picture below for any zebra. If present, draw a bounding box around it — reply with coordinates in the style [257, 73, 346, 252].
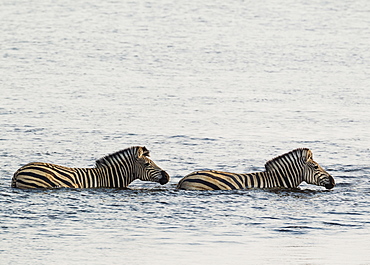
[11, 146, 170, 189]
[177, 148, 335, 190]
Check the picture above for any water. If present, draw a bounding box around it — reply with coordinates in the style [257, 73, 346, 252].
[1, 0, 370, 264]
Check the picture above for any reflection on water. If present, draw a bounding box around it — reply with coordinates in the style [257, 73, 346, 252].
[2, 180, 370, 264]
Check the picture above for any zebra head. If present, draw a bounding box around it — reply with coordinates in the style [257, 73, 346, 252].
[302, 149, 335, 189]
[134, 146, 170, 185]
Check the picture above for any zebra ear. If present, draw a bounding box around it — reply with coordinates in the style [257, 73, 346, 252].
[305, 149, 313, 160]
[142, 146, 150, 157]
[139, 146, 150, 157]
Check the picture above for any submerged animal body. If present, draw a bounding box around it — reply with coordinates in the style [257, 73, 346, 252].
[177, 148, 334, 191]
[12, 146, 170, 189]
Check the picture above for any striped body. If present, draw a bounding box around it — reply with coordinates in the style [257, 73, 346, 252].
[177, 170, 298, 190]
[12, 146, 170, 189]
[177, 148, 335, 190]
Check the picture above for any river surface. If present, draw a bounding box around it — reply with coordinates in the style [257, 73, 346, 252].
[1, 0, 370, 264]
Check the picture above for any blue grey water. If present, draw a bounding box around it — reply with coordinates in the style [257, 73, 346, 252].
[1, 0, 369, 264]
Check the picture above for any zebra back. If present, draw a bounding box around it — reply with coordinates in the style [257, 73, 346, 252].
[11, 162, 79, 189]
[176, 170, 246, 190]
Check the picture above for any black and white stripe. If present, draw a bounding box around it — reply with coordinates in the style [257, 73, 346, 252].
[177, 148, 335, 190]
[12, 146, 170, 189]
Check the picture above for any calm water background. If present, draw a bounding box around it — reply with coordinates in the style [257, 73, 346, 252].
[1, 0, 370, 264]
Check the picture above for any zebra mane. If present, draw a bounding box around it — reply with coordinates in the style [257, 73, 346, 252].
[95, 146, 149, 168]
[264, 148, 311, 172]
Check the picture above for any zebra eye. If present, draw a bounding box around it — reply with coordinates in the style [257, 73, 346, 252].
[144, 162, 150, 167]
[314, 165, 319, 169]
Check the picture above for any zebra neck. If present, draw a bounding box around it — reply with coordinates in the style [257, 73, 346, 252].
[76, 166, 135, 188]
[242, 171, 301, 189]
[264, 170, 301, 188]
[98, 165, 136, 188]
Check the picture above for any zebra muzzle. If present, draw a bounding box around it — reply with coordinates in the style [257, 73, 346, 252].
[159, 171, 170, 185]
[324, 175, 335, 189]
